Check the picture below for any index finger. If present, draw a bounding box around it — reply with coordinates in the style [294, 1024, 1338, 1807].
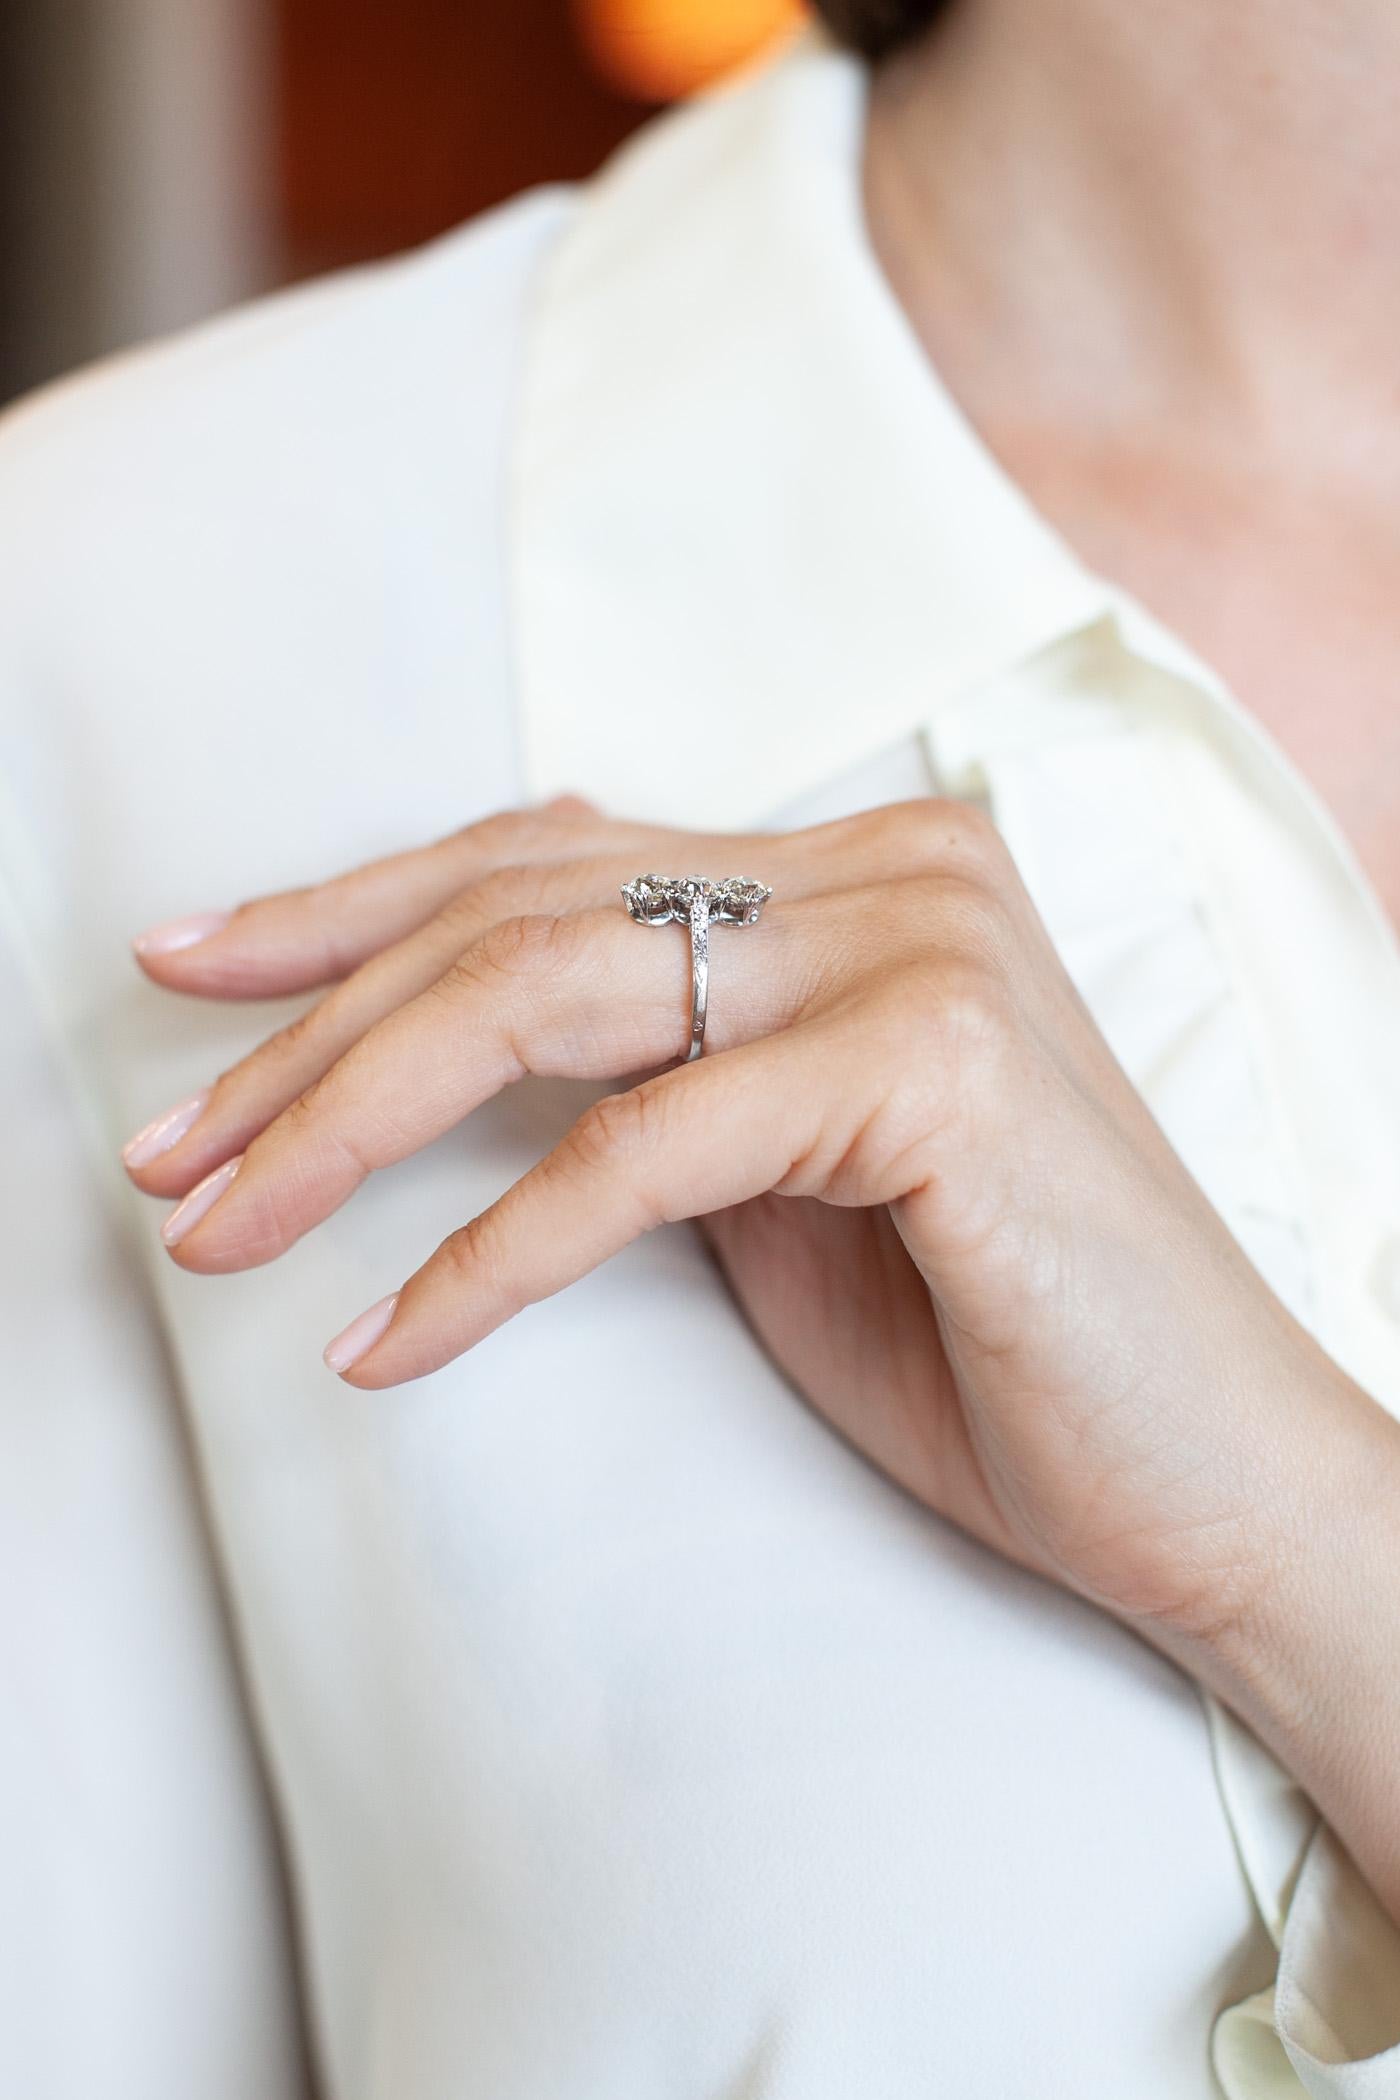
[329, 1023, 825, 1387]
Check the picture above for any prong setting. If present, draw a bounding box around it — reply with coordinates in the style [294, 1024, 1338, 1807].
[621, 872, 773, 1061]
[620, 874, 773, 928]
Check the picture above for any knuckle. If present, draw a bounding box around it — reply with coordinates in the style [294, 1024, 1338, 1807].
[469, 861, 556, 923]
[209, 888, 337, 989]
[458, 800, 573, 863]
[261, 1001, 328, 1072]
[205, 1003, 327, 1117]
[940, 951, 1013, 1035]
[921, 796, 1006, 871]
[201, 1057, 243, 1116]
[464, 910, 576, 982]
[438, 1212, 496, 1290]
[832, 801, 934, 877]
[230, 884, 300, 930]
[569, 1084, 659, 1174]
[784, 897, 866, 1005]
[430, 867, 534, 948]
[430, 886, 490, 943]
[831, 797, 1011, 893]
[267, 1081, 329, 1151]
[458, 807, 529, 856]
[270, 1070, 387, 1179]
[916, 869, 1017, 967]
[875, 796, 1009, 881]
[898, 947, 1014, 1052]
[295, 880, 361, 978]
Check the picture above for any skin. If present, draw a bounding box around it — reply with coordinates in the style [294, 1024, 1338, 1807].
[125, 794, 1400, 1954]
[865, 0, 1400, 924]
[123, 0, 1400, 1974]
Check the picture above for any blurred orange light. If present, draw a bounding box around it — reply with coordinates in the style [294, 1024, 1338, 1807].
[576, 0, 805, 103]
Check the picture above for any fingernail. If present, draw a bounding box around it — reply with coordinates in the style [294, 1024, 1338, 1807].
[323, 1293, 399, 1375]
[133, 911, 232, 957]
[122, 1089, 210, 1169]
[161, 1156, 242, 1246]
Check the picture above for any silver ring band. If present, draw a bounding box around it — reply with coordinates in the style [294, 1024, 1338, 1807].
[686, 891, 710, 1062]
[621, 874, 773, 1062]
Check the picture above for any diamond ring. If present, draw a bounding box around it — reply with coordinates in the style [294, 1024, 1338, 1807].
[621, 874, 773, 1061]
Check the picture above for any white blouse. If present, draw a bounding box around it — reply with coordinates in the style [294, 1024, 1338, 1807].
[1, 33, 1397, 2100]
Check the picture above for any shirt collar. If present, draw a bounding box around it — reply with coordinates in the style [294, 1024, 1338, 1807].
[510, 36, 1143, 828]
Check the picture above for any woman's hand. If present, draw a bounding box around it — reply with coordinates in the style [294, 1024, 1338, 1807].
[124, 793, 1400, 1932]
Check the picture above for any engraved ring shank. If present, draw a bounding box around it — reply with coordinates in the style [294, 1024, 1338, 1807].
[687, 894, 710, 1062]
[620, 874, 773, 1064]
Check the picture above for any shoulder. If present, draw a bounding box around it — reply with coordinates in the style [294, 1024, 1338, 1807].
[0, 187, 575, 984]
[0, 186, 571, 651]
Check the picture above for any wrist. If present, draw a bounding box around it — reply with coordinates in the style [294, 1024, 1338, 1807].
[1229, 1372, 1399, 1713]
[1177, 1364, 1400, 1927]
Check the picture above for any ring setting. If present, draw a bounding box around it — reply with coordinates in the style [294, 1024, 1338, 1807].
[621, 873, 773, 1060]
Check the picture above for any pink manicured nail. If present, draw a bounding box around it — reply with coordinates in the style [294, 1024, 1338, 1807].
[133, 911, 232, 957]
[323, 1294, 399, 1375]
[122, 1090, 210, 1169]
[161, 1156, 242, 1246]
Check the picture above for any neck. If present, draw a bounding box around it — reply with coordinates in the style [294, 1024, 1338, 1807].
[865, 0, 1400, 447]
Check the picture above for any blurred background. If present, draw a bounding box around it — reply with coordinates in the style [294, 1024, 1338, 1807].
[0, 0, 803, 405]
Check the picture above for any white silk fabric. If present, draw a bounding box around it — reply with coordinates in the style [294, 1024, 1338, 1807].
[1, 32, 1397, 2100]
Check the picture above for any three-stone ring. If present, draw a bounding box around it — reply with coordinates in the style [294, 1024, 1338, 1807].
[621, 874, 773, 1061]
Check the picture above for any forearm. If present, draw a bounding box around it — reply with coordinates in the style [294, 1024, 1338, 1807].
[1159, 1364, 1400, 1932]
